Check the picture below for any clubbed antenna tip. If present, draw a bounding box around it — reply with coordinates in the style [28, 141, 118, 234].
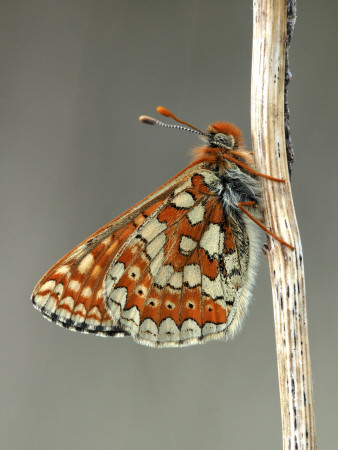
[139, 106, 207, 137]
[139, 115, 157, 125]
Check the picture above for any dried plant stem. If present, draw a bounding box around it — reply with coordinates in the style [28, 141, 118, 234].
[251, 0, 317, 448]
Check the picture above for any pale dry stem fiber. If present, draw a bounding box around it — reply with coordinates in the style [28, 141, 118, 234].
[251, 0, 317, 448]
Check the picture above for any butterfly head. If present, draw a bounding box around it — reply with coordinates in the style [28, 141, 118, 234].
[140, 106, 245, 151]
[140, 107, 250, 169]
[206, 122, 244, 151]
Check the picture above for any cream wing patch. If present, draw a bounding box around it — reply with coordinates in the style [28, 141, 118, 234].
[187, 204, 205, 225]
[168, 271, 183, 289]
[55, 265, 70, 276]
[202, 274, 224, 300]
[158, 318, 180, 343]
[107, 286, 128, 314]
[139, 217, 166, 242]
[105, 262, 126, 296]
[77, 253, 95, 274]
[149, 249, 165, 277]
[200, 224, 224, 258]
[155, 264, 174, 288]
[179, 236, 197, 255]
[171, 191, 195, 208]
[181, 319, 201, 340]
[138, 319, 158, 343]
[72, 304, 86, 324]
[183, 264, 201, 287]
[120, 306, 140, 333]
[69, 279, 81, 293]
[146, 233, 166, 259]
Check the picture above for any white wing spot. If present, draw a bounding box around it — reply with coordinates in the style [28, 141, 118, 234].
[187, 204, 205, 225]
[78, 253, 95, 274]
[202, 323, 217, 336]
[139, 319, 158, 342]
[71, 304, 87, 325]
[150, 249, 165, 277]
[39, 280, 56, 293]
[109, 287, 128, 310]
[202, 274, 224, 300]
[88, 306, 101, 318]
[205, 322, 227, 334]
[155, 264, 174, 288]
[69, 280, 81, 293]
[102, 236, 112, 246]
[139, 218, 166, 242]
[109, 261, 125, 282]
[73, 303, 86, 316]
[120, 306, 140, 332]
[55, 265, 70, 275]
[168, 271, 182, 289]
[86, 306, 102, 327]
[179, 236, 197, 255]
[171, 191, 195, 208]
[200, 224, 224, 258]
[86, 317, 101, 327]
[129, 237, 143, 254]
[105, 261, 125, 293]
[59, 296, 74, 311]
[181, 319, 201, 340]
[81, 286, 92, 298]
[158, 318, 180, 343]
[56, 306, 72, 320]
[224, 253, 243, 286]
[33, 294, 47, 308]
[183, 264, 201, 287]
[44, 297, 57, 314]
[101, 318, 113, 328]
[96, 288, 104, 299]
[146, 233, 166, 259]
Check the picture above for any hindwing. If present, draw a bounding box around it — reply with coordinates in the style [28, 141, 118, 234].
[32, 165, 254, 347]
[105, 170, 253, 347]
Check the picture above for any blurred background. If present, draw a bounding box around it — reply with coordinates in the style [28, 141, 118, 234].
[1, 1, 337, 449]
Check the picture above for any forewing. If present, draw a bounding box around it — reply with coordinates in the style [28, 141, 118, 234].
[31, 165, 199, 336]
[105, 170, 250, 347]
[32, 204, 159, 336]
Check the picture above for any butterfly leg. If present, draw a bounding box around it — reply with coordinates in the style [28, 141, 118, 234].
[237, 201, 294, 250]
[223, 153, 287, 182]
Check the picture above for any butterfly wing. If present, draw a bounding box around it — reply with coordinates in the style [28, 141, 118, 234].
[105, 170, 253, 347]
[31, 164, 206, 336]
[32, 165, 254, 346]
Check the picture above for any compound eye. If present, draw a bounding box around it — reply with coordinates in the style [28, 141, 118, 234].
[213, 133, 235, 149]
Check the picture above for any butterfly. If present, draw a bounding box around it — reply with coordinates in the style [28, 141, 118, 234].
[31, 106, 294, 348]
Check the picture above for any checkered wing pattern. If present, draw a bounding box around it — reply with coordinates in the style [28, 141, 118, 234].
[31, 180, 178, 337]
[104, 169, 250, 347]
[32, 166, 250, 347]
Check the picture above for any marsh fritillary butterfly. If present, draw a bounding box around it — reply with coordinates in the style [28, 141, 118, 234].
[31, 106, 293, 347]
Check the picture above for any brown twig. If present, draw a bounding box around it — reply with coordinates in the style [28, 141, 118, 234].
[251, 0, 317, 448]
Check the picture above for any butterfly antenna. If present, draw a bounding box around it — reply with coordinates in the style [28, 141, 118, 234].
[139, 106, 208, 137]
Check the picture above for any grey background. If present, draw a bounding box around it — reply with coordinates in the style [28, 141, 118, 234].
[1, 1, 337, 449]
